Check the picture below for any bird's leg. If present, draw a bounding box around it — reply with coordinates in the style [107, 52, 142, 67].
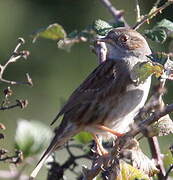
[95, 125, 124, 137]
[92, 134, 108, 156]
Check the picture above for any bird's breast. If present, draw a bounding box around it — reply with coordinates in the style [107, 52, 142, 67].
[105, 76, 151, 133]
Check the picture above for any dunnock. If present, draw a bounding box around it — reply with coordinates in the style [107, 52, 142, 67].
[30, 28, 151, 178]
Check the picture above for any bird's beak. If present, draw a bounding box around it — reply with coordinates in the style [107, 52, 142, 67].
[96, 37, 116, 47]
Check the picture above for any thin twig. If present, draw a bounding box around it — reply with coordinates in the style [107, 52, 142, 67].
[148, 137, 165, 179]
[0, 38, 31, 85]
[133, 1, 173, 30]
[164, 164, 173, 180]
[99, 0, 129, 27]
[0, 103, 20, 111]
[0, 99, 28, 111]
[135, 0, 141, 22]
[153, 0, 162, 9]
[146, 79, 166, 179]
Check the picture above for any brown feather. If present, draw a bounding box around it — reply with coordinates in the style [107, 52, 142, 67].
[51, 59, 131, 126]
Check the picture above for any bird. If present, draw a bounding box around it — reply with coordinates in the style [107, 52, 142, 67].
[30, 27, 151, 179]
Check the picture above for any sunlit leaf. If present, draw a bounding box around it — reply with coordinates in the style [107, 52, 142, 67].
[131, 61, 163, 84]
[93, 19, 113, 36]
[151, 114, 173, 136]
[32, 23, 67, 43]
[74, 131, 93, 144]
[148, 52, 173, 80]
[15, 119, 53, 157]
[117, 161, 150, 180]
[157, 19, 173, 32]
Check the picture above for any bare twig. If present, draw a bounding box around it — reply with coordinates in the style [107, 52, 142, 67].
[0, 103, 20, 111]
[0, 38, 31, 85]
[164, 164, 173, 180]
[133, 1, 173, 30]
[99, 0, 129, 27]
[135, 0, 141, 22]
[0, 150, 23, 164]
[47, 143, 91, 180]
[148, 137, 165, 179]
[0, 99, 28, 111]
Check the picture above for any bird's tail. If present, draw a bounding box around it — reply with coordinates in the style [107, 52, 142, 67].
[30, 121, 79, 179]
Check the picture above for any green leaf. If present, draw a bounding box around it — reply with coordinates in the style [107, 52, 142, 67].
[145, 28, 167, 43]
[15, 119, 53, 157]
[93, 19, 113, 36]
[73, 131, 93, 144]
[147, 52, 169, 65]
[148, 52, 173, 80]
[145, 19, 173, 43]
[157, 19, 173, 32]
[32, 23, 67, 43]
[131, 61, 163, 84]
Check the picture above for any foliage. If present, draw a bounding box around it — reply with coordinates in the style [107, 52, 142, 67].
[145, 19, 173, 43]
[1, 0, 173, 180]
[15, 120, 53, 157]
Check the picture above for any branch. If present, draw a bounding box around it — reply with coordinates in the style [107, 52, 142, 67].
[0, 38, 32, 86]
[148, 137, 165, 179]
[0, 150, 23, 164]
[133, 0, 173, 30]
[0, 99, 28, 111]
[135, 0, 141, 22]
[164, 164, 173, 180]
[99, 0, 129, 27]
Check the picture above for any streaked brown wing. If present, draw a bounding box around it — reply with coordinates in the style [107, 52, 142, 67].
[51, 59, 131, 125]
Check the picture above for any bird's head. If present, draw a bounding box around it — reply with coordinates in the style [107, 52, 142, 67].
[98, 28, 151, 60]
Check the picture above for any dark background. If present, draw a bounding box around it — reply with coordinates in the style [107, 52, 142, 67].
[0, 0, 173, 179]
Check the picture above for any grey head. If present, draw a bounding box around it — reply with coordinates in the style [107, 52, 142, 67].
[99, 27, 151, 61]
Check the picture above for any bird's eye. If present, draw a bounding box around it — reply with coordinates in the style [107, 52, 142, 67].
[118, 34, 129, 43]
